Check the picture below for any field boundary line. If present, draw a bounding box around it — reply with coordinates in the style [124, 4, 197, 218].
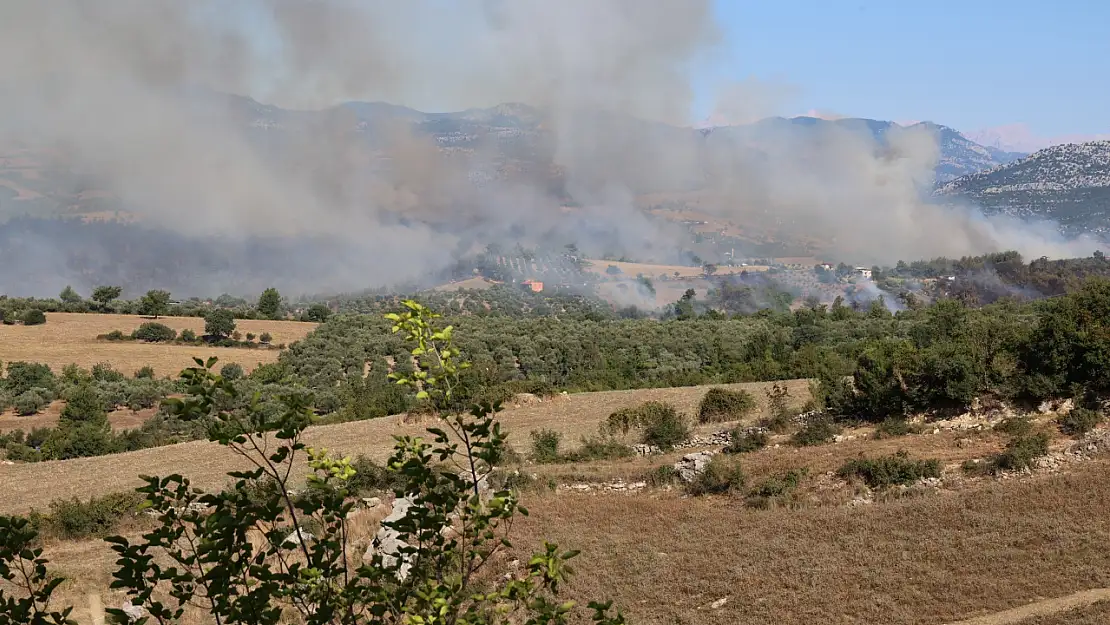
[942, 588, 1110, 625]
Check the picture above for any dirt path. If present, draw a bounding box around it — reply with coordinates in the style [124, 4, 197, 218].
[942, 588, 1110, 625]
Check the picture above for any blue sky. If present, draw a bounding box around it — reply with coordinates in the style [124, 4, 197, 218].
[695, 0, 1109, 135]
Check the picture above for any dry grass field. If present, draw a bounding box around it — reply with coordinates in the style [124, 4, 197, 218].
[507, 461, 1110, 625]
[0, 379, 811, 515]
[22, 418, 1110, 625]
[0, 312, 315, 377]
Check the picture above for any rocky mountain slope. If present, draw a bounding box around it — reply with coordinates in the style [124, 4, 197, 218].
[937, 141, 1110, 235]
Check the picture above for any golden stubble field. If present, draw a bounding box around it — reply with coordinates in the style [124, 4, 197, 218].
[0, 312, 316, 377]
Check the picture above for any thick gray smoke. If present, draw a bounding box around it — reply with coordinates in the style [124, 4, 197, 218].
[0, 0, 720, 296]
[0, 1, 1097, 298]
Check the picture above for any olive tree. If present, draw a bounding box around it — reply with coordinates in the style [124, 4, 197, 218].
[140, 290, 171, 319]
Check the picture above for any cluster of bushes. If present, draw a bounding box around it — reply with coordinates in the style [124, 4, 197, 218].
[697, 387, 757, 423]
[0, 306, 47, 326]
[528, 429, 635, 464]
[99, 319, 280, 349]
[2, 285, 300, 321]
[604, 401, 692, 450]
[0, 361, 174, 417]
[26, 491, 148, 540]
[677, 458, 808, 508]
[837, 451, 942, 488]
[0, 360, 327, 463]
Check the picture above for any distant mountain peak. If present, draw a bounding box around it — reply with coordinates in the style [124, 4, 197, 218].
[966, 123, 1110, 154]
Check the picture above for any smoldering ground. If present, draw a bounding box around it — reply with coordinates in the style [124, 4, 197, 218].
[0, 1, 1100, 298]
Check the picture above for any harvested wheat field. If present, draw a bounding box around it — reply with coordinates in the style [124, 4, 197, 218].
[0, 379, 811, 515]
[0, 312, 315, 376]
[511, 461, 1110, 625]
[25, 429, 1110, 625]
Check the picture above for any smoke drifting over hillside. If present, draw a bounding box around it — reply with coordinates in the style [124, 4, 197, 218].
[0, 1, 1098, 297]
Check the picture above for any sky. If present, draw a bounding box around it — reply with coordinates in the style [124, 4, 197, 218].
[695, 0, 1110, 137]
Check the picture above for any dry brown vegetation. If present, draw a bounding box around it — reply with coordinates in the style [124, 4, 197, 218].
[512, 461, 1110, 625]
[0, 312, 315, 376]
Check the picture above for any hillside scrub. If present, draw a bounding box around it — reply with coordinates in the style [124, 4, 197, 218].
[791, 416, 842, 447]
[686, 455, 746, 496]
[993, 432, 1051, 472]
[605, 401, 691, 450]
[698, 387, 757, 423]
[724, 428, 769, 454]
[837, 451, 942, 488]
[1060, 407, 1103, 437]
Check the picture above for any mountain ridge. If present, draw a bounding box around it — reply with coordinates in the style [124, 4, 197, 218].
[937, 140, 1110, 235]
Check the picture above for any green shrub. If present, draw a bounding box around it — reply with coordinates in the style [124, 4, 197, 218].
[22, 309, 46, 326]
[746, 469, 807, 509]
[645, 465, 679, 487]
[101, 329, 129, 341]
[603, 401, 691, 450]
[697, 387, 757, 424]
[0, 391, 12, 413]
[127, 382, 165, 411]
[133, 322, 177, 343]
[1059, 408, 1103, 437]
[246, 333, 257, 342]
[791, 416, 841, 447]
[219, 363, 245, 381]
[91, 362, 126, 383]
[134, 366, 156, 380]
[5, 362, 55, 396]
[530, 429, 563, 464]
[873, 418, 922, 439]
[13, 391, 47, 416]
[347, 455, 406, 495]
[179, 328, 198, 342]
[96, 381, 130, 411]
[686, 456, 746, 496]
[312, 390, 342, 415]
[40, 491, 146, 540]
[636, 402, 691, 450]
[259, 331, 273, 344]
[994, 416, 1033, 436]
[724, 428, 768, 454]
[603, 406, 641, 438]
[563, 435, 635, 462]
[60, 384, 107, 423]
[993, 433, 1050, 472]
[837, 451, 941, 488]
